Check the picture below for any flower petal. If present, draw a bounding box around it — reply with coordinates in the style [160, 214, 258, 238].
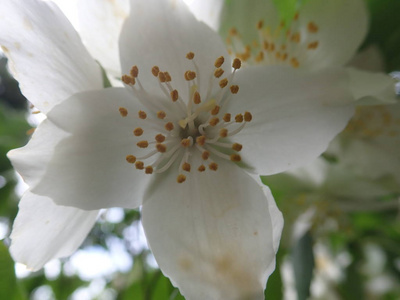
[184, 0, 224, 31]
[298, 0, 368, 69]
[10, 191, 98, 271]
[77, 0, 130, 78]
[119, 0, 230, 99]
[17, 88, 151, 210]
[228, 65, 355, 175]
[347, 68, 397, 105]
[142, 160, 283, 299]
[0, 0, 102, 113]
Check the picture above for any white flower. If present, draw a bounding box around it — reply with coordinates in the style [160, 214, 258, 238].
[2, 0, 359, 298]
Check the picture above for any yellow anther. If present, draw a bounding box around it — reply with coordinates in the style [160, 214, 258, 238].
[130, 65, 139, 78]
[263, 41, 269, 50]
[235, 114, 244, 123]
[137, 140, 149, 148]
[155, 134, 166, 143]
[307, 41, 319, 49]
[181, 138, 191, 147]
[257, 20, 263, 30]
[196, 136, 206, 146]
[282, 53, 288, 61]
[177, 174, 187, 183]
[202, 151, 210, 160]
[229, 27, 238, 36]
[133, 127, 144, 136]
[185, 70, 197, 81]
[230, 85, 239, 94]
[159, 71, 167, 82]
[244, 111, 253, 122]
[152, 66, 160, 77]
[270, 43, 275, 52]
[219, 78, 228, 88]
[138, 110, 147, 119]
[211, 105, 220, 115]
[165, 72, 172, 82]
[186, 52, 195, 60]
[193, 91, 201, 104]
[215, 56, 225, 68]
[135, 161, 144, 170]
[122, 75, 135, 85]
[308, 22, 318, 33]
[157, 111, 166, 119]
[126, 155, 137, 164]
[232, 143, 243, 152]
[198, 165, 206, 172]
[209, 162, 218, 171]
[219, 128, 228, 137]
[230, 154, 242, 162]
[232, 58, 242, 69]
[145, 166, 153, 174]
[165, 122, 174, 131]
[223, 113, 231, 122]
[290, 57, 300, 68]
[119, 107, 128, 117]
[171, 89, 179, 102]
[291, 32, 301, 43]
[182, 162, 191, 172]
[255, 51, 264, 62]
[214, 68, 224, 78]
[209, 117, 220, 126]
[156, 143, 167, 153]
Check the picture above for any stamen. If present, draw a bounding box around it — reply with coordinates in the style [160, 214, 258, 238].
[290, 57, 300, 68]
[137, 141, 149, 148]
[211, 105, 220, 115]
[138, 111, 147, 119]
[152, 66, 160, 77]
[198, 165, 206, 172]
[122, 75, 135, 85]
[202, 151, 210, 160]
[219, 128, 228, 137]
[193, 91, 201, 104]
[307, 41, 319, 49]
[126, 155, 137, 163]
[186, 52, 195, 60]
[235, 114, 244, 123]
[209, 162, 218, 171]
[145, 166, 153, 174]
[230, 154, 242, 162]
[157, 111, 167, 119]
[230, 85, 239, 94]
[185, 70, 197, 81]
[214, 68, 224, 78]
[130, 65, 139, 78]
[196, 136, 206, 146]
[171, 89, 179, 102]
[165, 122, 174, 131]
[257, 20, 263, 30]
[307, 22, 318, 33]
[156, 143, 167, 153]
[159, 72, 167, 83]
[181, 138, 191, 147]
[133, 128, 144, 136]
[155, 134, 166, 143]
[244, 111, 253, 122]
[219, 78, 228, 88]
[119, 107, 128, 117]
[177, 174, 186, 183]
[182, 162, 191, 172]
[215, 56, 225, 68]
[135, 161, 144, 170]
[223, 113, 231, 122]
[209, 117, 220, 126]
[232, 58, 242, 70]
[232, 143, 243, 151]
[165, 72, 172, 82]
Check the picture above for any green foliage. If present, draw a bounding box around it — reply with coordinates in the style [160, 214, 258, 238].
[0, 243, 25, 300]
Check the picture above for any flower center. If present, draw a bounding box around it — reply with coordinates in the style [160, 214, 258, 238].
[227, 12, 320, 68]
[118, 53, 252, 183]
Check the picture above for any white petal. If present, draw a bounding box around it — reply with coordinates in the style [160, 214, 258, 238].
[142, 160, 283, 300]
[347, 68, 397, 105]
[184, 0, 224, 31]
[229, 65, 355, 175]
[119, 0, 230, 99]
[10, 191, 98, 271]
[0, 0, 102, 113]
[18, 88, 151, 210]
[77, 0, 130, 78]
[347, 45, 386, 73]
[298, 0, 368, 69]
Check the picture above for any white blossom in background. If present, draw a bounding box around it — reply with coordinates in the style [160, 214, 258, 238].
[0, 0, 382, 298]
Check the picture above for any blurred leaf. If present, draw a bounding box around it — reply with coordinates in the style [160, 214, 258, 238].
[265, 249, 284, 300]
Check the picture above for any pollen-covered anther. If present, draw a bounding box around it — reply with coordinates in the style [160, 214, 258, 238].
[119, 107, 128, 117]
[230, 85, 239, 94]
[290, 57, 300, 68]
[145, 166, 153, 174]
[230, 154, 242, 162]
[157, 111, 167, 119]
[211, 105, 220, 115]
[156, 143, 167, 153]
[244, 111, 253, 122]
[308, 22, 319, 33]
[158, 72, 167, 83]
[209, 117, 220, 126]
[209, 162, 218, 171]
[232, 143, 243, 152]
[121, 75, 135, 85]
[257, 20, 263, 30]
[219, 128, 228, 137]
[291, 32, 301, 43]
[152, 66, 160, 77]
[255, 51, 264, 62]
[165, 72, 172, 82]
[182, 162, 191, 172]
[235, 114, 244, 123]
[135, 161, 144, 170]
[177, 174, 186, 183]
[215, 56, 225, 68]
[198, 165, 206, 172]
[214, 68, 224, 78]
[155, 134, 166, 143]
[202, 151, 210, 160]
[232, 58, 242, 70]
[130, 65, 139, 78]
[193, 91, 201, 104]
[185, 70, 197, 81]
[196, 135, 206, 146]
[308, 41, 319, 49]
[186, 52, 195, 60]
[165, 122, 174, 131]
[181, 138, 191, 147]
[137, 141, 149, 148]
[223, 113, 231, 122]
[133, 127, 144, 136]
[138, 110, 147, 119]
[219, 78, 228, 88]
[171, 89, 179, 102]
[126, 155, 137, 164]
